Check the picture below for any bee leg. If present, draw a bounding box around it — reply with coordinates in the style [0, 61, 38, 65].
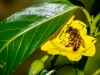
[65, 42, 73, 47]
[82, 44, 85, 48]
[80, 40, 85, 48]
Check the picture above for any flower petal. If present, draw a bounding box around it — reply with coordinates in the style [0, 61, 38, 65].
[65, 15, 75, 25]
[47, 48, 61, 55]
[41, 40, 56, 51]
[81, 43, 96, 56]
[47, 48, 82, 61]
[82, 35, 97, 44]
[75, 35, 97, 52]
[66, 53, 82, 61]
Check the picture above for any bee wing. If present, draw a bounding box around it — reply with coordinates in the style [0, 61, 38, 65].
[72, 33, 85, 51]
[79, 34, 85, 48]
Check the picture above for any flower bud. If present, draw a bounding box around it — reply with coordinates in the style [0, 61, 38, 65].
[29, 60, 44, 75]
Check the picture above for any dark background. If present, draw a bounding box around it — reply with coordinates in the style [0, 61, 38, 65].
[0, 0, 100, 75]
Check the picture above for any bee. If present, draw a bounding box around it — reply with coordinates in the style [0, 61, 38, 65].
[65, 26, 85, 51]
[60, 23, 85, 51]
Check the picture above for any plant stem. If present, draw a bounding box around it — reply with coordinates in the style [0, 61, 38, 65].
[89, 13, 100, 36]
[77, 56, 88, 71]
[93, 13, 100, 27]
[95, 32, 100, 37]
[80, 7, 93, 36]
[93, 13, 100, 36]
[80, 7, 100, 36]
[41, 54, 50, 62]
[51, 55, 59, 67]
[80, 7, 91, 24]
[92, 69, 100, 75]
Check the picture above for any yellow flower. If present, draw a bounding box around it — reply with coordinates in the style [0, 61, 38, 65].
[41, 15, 97, 61]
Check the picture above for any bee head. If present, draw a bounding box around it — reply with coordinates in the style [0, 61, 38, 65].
[66, 26, 73, 33]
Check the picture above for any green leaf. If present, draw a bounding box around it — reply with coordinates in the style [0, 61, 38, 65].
[0, 0, 78, 74]
[0, 47, 8, 75]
